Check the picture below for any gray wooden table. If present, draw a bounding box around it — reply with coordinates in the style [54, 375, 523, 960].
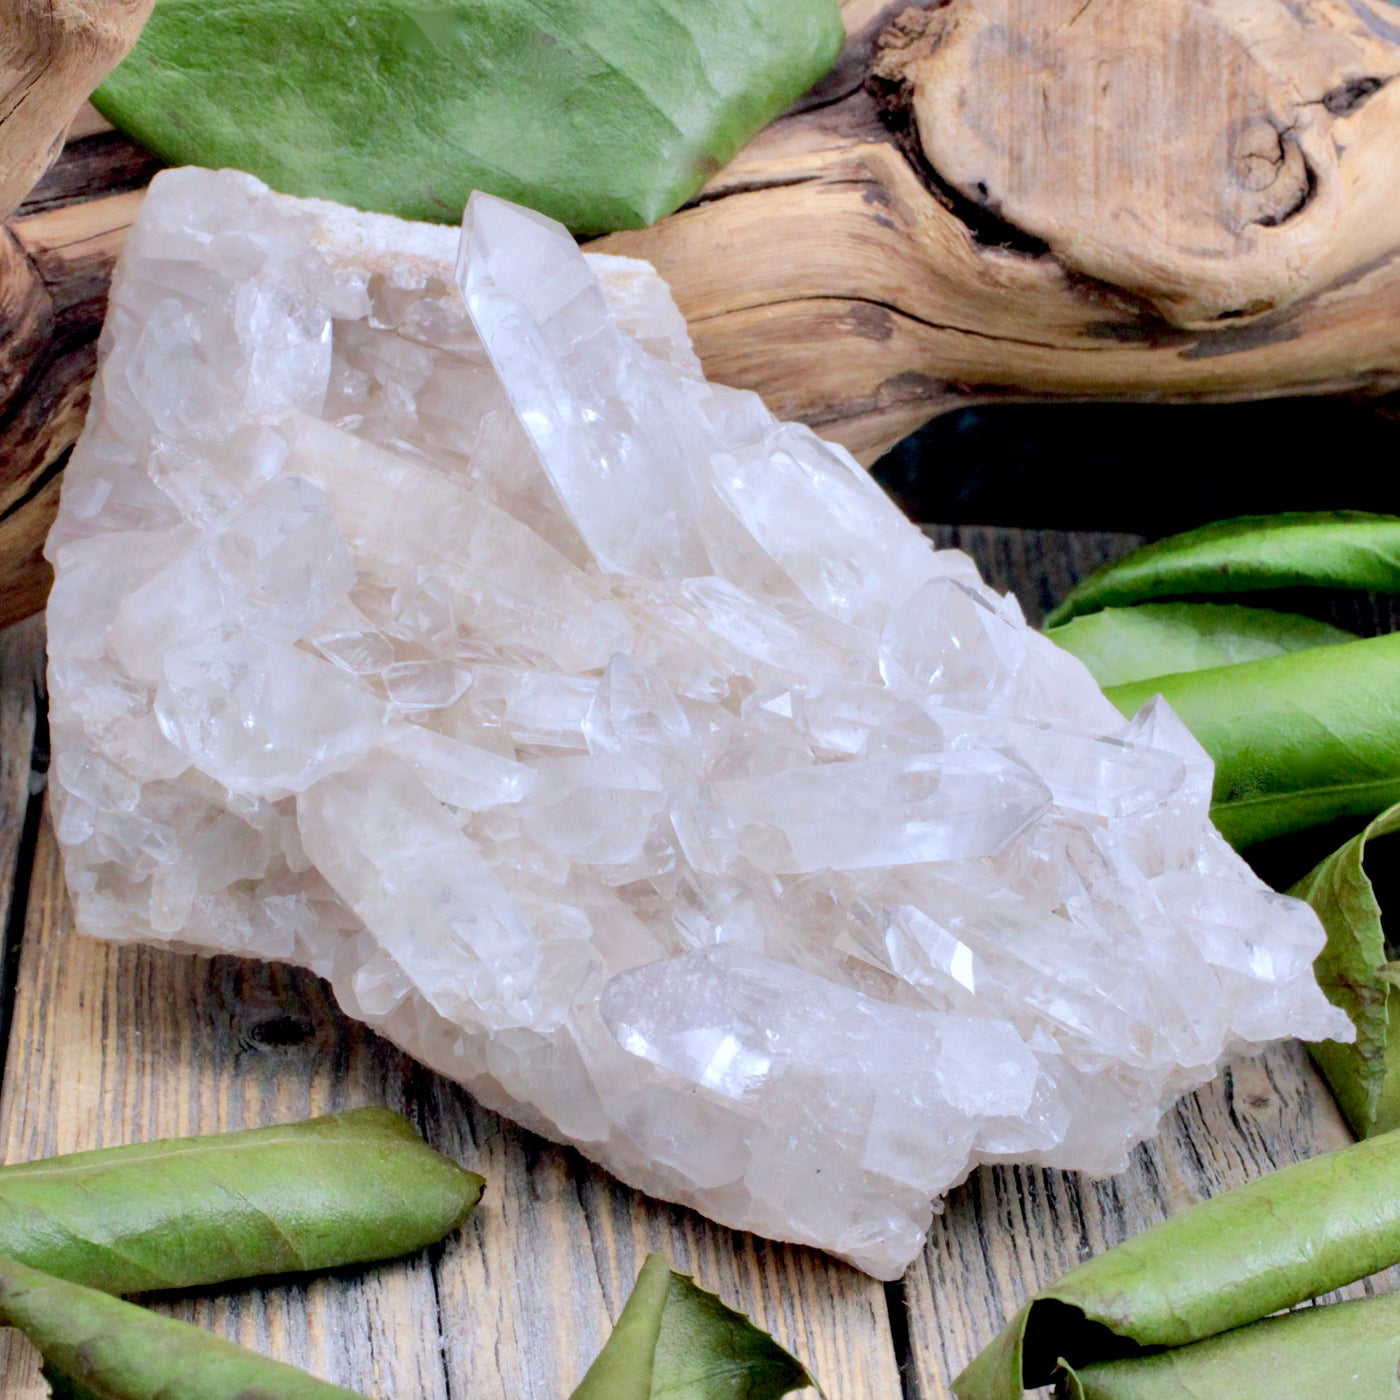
[0, 525, 1386, 1399]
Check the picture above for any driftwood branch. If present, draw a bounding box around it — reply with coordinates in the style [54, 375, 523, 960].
[600, 0, 1400, 461]
[0, 191, 138, 626]
[0, 0, 152, 221]
[3, 0, 1400, 626]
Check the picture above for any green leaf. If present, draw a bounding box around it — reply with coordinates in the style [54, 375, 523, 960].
[1291, 802, 1400, 1139]
[0, 1254, 368, 1400]
[1045, 602, 1354, 688]
[93, 0, 844, 232]
[0, 1107, 482, 1295]
[1045, 511, 1400, 625]
[951, 1129, 1400, 1399]
[1102, 632, 1400, 848]
[1065, 1291, 1400, 1400]
[570, 1253, 815, 1400]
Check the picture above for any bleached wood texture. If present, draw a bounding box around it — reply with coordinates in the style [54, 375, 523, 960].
[601, 0, 1400, 461]
[2, 0, 1400, 625]
[0, 0, 151, 222]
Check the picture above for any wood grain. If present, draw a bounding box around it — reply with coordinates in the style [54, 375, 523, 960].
[598, 0, 1400, 460]
[0, 190, 145, 630]
[0, 817, 453, 1398]
[430, 1069, 896, 1400]
[0, 777, 894, 1397]
[2, 0, 1400, 623]
[892, 523, 1400, 1398]
[0, 0, 153, 222]
[0, 524, 1388, 1398]
[901, 1040, 1399, 1397]
[0, 617, 42, 915]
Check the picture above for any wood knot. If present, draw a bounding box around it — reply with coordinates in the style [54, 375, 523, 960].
[1226, 120, 1313, 230]
[881, 0, 1397, 326]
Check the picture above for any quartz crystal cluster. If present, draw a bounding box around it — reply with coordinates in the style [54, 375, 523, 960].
[46, 168, 1351, 1278]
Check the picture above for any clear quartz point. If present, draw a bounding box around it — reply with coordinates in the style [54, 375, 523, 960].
[45, 169, 1352, 1280]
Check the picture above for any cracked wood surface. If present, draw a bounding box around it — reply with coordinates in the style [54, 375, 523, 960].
[601, 0, 1400, 459]
[2, 0, 1400, 627]
[0, 0, 152, 222]
[0, 535, 1386, 1398]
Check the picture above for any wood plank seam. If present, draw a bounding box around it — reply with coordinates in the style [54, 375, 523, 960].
[0, 520, 1388, 1400]
[883, 1276, 922, 1400]
[408, 1060, 462, 1400]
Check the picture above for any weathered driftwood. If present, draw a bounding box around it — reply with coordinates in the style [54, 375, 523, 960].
[0, 0, 152, 222]
[0, 0, 151, 630]
[601, 0, 1400, 459]
[0, 190, 138, 628]
[4, 0, 1400, 625]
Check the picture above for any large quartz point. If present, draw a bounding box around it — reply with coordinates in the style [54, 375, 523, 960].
[45, 169, 1351, 1279]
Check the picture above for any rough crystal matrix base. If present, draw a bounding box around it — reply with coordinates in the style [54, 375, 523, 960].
[45, 169, 1350, 1278]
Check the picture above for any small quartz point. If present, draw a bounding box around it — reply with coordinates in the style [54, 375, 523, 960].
[45, 169, 1353, 1280]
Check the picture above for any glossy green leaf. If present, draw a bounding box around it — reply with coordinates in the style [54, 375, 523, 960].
[1045, 601, 1354, 688]
[1291, 802, 1400, 1139]
[570, 1253, 815, 1400]
[1103, 632, 1400, 848]
[0, 1255, 368, 1400]
[1064, 1292, 1400, 1400]
[1045, 511, 1400, 625]
[94, 0, 844, 232]
[954, 1129, 1400, 1398]
[0, 1107, 482, 1295]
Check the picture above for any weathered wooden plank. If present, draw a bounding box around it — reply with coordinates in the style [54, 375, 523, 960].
[1, 517, 1381, 1400]
[0, 608, 898, 1395]
[430, 1066, 898, 1398]
[0, 813, 896, 1398]
[401, 526, 1153, 1400]
[897, 529, 1399, 1399]
[0, 815, 454, 1399]
[923, 525, 1146, 627]
[900, 1040, 1396, 1398]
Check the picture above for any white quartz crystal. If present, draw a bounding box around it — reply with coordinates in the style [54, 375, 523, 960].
[45, 169, 1352, 1278]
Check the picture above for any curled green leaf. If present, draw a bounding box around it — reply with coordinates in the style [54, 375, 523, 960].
[952, 1130, 1400, 1400]
[0, 1254, 368, 1400]
[1292, 802, 1400, 1139]
[1045, 601, 1354, 689]
[1063, 1291, 1400, 1400]
[570, 1253, 815, 1400]
[94, 0, 845, 232]
[0, 1107, 482, 1294]
[1103, 632, 1400, 848]
[1045, 511, 1400, 625]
